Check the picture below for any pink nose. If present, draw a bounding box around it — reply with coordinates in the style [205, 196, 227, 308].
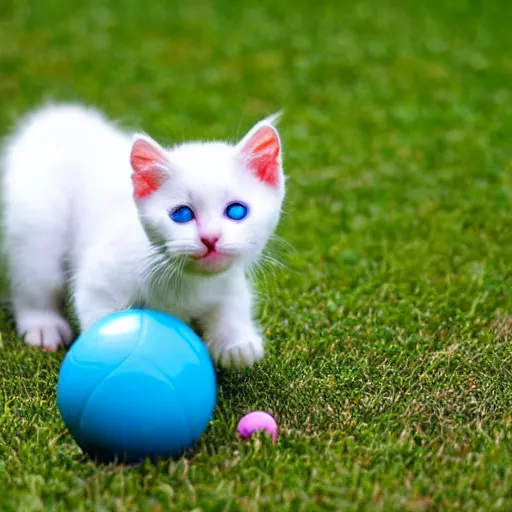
[201, 235, 219, 251]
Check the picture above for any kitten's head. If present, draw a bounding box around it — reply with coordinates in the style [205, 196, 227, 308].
[130, 117, 285, 274]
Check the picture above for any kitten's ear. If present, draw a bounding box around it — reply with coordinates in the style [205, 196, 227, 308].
[237, 116, 282, 187]
[130, 134, 170, 200]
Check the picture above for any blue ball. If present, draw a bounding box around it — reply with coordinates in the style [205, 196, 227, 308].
[57, 309, 217, 463]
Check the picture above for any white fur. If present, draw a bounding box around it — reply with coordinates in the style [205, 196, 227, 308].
[1, 104, 285, 368]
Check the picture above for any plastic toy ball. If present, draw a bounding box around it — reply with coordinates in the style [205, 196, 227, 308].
[57, 309, 217, 463]
[237, 411, 278, 444]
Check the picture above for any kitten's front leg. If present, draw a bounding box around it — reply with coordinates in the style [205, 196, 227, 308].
[73, 277, 132, 331]
[72, 248, 139, 332]
[200, 280, 264, 369]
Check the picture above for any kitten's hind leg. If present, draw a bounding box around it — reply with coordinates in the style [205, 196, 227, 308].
[8, 235, 73, 351]
[15, 309, 73, 351]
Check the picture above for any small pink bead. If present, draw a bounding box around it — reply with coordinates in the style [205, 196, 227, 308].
[237, 411, 278, 444]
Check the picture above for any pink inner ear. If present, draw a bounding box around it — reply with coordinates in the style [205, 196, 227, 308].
[130, 139, 167, 199]
[242, 126, 281, 186]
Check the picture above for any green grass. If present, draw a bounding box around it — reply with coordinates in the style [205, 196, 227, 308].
[1, 0, 512, 509]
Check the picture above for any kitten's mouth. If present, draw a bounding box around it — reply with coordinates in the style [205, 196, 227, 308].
[193, 249, 225, 262]
[191, 249, 233, 272]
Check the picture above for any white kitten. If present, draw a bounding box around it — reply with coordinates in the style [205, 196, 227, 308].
[1, 104, 285, 369]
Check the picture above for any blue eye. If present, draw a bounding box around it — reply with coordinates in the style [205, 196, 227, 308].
[225, 202, 249, 221]
[170, 205, 194, 223]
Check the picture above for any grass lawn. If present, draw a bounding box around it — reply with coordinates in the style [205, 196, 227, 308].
[1, 0, 512, 510]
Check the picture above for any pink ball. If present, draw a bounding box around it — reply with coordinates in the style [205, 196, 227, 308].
[237, 411, 278, 444]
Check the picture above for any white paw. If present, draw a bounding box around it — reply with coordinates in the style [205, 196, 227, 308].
[17, 310, 73, 352]
[209, 335, 265, 369]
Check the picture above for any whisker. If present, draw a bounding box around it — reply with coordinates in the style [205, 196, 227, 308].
[140, 231, 292, 309]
